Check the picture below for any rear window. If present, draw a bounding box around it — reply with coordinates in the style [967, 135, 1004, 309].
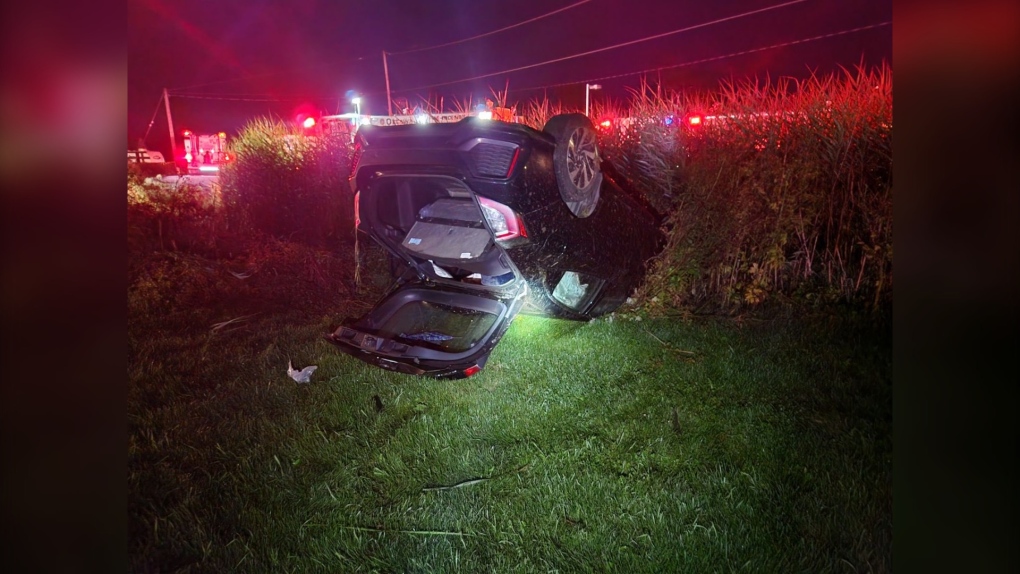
[380, 300, 498, 353]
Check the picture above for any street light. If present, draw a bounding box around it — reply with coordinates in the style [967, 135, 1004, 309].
[585, 83, 602, 117]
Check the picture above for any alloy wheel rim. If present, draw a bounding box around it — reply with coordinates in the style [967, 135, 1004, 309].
[566, 127, 598, 190]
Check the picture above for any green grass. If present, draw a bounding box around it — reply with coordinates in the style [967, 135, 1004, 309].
[128, 239, 891, 573]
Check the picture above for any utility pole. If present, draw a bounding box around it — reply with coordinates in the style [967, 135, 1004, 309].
[382, 51, 392, 116]
[163, 88, 177, 161]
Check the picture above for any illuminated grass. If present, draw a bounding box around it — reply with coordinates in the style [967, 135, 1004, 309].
[129, 247, 891, 572]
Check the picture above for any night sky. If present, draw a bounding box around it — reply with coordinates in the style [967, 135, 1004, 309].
[129, 0, 891, 155]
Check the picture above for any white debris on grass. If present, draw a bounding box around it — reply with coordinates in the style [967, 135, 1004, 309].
[288, 360, 317, 383]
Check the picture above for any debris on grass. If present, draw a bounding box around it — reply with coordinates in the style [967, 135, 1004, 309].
[341, 525, 473, 537]
[422, 462, 532, 492]
[642, 327, 697, 355]
[287, 360, 317, 383]
[210, 313, 258, 333]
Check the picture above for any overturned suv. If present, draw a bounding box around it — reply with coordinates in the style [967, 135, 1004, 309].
[326, 114, 664, 379]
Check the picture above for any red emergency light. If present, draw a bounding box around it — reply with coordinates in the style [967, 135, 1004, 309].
[303, 117, 316, 129]
[689, 116, 702, 125]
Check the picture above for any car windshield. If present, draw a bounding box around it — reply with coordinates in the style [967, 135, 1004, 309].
[379, 300, 498, 353]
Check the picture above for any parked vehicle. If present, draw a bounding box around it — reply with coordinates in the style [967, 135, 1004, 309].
[180, 130, 232, 174]
[326, 113, 665, 379]
[127, 149, 166, 164]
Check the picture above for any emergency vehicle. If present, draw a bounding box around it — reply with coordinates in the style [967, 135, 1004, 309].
[318, 101, 517, 142]
[181, 130, 233, 174]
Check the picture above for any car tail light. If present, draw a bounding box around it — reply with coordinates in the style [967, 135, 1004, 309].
[463, 365, 481, 377]
[353, 191, 361, 229]
[505, 147, 521, 176]
[350, 141, 363, 177]
[478, 196, 526, 241]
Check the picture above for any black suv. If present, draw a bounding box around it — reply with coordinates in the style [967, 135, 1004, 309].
[326, 113, 664, 379]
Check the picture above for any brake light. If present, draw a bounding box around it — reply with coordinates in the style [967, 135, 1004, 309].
[350, 141, 363, 176]
[505, 147, 521, 177]
[353, 191, 361, 229]
[478, 196, 526, 241]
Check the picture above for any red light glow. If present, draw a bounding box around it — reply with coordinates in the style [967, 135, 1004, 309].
[303, 117, 316, 129]
[463, 365, 481, 377]
[689, 116, 702, 125]
[505, 147, 521, 177]
[600, 119, 612, 128]
[353, 191, 361, 229]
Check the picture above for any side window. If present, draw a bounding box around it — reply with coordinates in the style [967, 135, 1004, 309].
[550, 271, 604, 312]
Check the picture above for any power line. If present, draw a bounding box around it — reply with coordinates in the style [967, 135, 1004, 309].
[168, 21, 889, 108]
[387, 0, 811, 94]
[388, 0, 592, 56]
[168, 1, 590, 92]
[509, 21, 892, 95]
[171, 93, 336, 103]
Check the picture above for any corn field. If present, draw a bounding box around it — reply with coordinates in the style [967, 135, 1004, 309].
[138, 63, 892, 314]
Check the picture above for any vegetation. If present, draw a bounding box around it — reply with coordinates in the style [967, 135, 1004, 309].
[128, 64, 892, 571]
[219, 117, 355, 247]
[502, 64, 891, 313]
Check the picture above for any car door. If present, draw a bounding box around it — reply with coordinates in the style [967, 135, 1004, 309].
[326, 280, 527, 379]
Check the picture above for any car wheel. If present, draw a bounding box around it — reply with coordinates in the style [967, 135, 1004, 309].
[543, 113, 602, 218]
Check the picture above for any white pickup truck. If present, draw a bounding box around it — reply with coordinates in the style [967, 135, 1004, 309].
[127, 149, 166, 164]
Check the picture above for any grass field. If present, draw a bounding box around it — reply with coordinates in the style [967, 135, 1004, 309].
[128, 237, 891, 572]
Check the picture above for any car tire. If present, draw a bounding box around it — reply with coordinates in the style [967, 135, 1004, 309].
[543, 113, 602, 218]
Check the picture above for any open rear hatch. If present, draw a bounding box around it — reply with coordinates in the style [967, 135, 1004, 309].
[327, 174, 525, 379]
